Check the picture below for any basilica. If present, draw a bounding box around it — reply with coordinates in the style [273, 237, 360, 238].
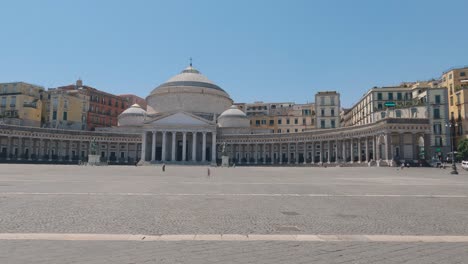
[0, 64, 432, 166]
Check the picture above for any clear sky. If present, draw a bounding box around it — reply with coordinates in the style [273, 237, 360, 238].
[0, 0, 467, 107]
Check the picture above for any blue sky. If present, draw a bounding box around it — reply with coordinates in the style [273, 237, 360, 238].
[0, 0, 467, 107]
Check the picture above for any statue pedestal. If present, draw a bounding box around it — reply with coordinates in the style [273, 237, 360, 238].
[221, 156, 229, 167]
[88, 154, 101, 166]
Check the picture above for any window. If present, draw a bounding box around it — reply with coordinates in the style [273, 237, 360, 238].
[261, 119, 266, 125]
[321, 109, 325, 116]
[277, 129, 282, 133]
[286, 119, 290, 124]
[435, 137, 442, 147]
[461, 72, 466, 77]
[433, 123, 442, 135]
[450, 97, 453, 106]
[53, 97, 58, 108]
[286, 129, 290, 133]
[278, 119, 282, 125]
[320, 120, 325, 128]
[377, 93, 382, 100]
[52, 111, 57, 120]
[433, 108, 440, 119]
[456, 94, 461, 105]
[269, 119, 274, 125]
[63, 112, 68, 121]
[294, 118, 298, 124]
[331, 109, 335, 116]
[302, 118, 306, 125]
[294, 129, 298, 132]
[381, 112, 386, 118]
[377, 103, 383, 110]
[435, 95, 441, 104]
[320, 97, 325, 105]
[1, 97, 6, 107]
[397, 93, 402, 100]
[255, 120, 260, 126]
[330, 97, 335, 106]
[395, 110, 402, 118]
[449, 73, 453, 80]
[10, 96, 16, 107]
[388, 93, 393, 100]
[331, 120, 335, 128]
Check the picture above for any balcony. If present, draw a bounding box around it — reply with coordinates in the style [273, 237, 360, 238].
[23, 102, 37, 108]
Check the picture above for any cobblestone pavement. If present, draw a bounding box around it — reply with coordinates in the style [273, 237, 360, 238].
[1, 164, 468, 263]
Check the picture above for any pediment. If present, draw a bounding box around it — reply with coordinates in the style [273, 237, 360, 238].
[147, 112, 212, 126]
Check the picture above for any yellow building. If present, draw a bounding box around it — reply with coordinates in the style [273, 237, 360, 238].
[42, 89, 89, 130]
[441, 66, 468, 142]
[234, 102, 315, 133]
[0, 82, 44, 127]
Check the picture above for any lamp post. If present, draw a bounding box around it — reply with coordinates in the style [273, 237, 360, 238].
[446, 121, 458, 175]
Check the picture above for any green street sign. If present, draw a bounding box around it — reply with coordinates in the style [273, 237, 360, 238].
[384, 102, 396, 107]
[436, 148, 441, 152]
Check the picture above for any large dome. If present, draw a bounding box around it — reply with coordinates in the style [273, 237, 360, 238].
[146, 65, 233, 115]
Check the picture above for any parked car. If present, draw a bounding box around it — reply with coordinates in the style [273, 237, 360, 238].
[461, 161, 468, 170]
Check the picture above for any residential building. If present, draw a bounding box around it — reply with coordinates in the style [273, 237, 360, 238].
[42, 89, 89, 130]
[119, 94, 147, 110]
[440, 66, 468, 143]
[315, 91, 340, 129]
[0, 82, 44, 127]
[56, 80, 129, 131]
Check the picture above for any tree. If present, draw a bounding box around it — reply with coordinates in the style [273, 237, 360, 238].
[457, 138, 468, 160]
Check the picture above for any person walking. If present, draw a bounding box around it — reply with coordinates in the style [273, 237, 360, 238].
[207, 167, 211, 178]
[162, 163, 166, 172]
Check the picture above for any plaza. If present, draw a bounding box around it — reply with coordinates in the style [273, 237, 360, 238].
[1, 164, 468, 263]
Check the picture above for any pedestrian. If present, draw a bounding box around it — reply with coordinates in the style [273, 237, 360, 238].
[207, 167, 211, 178]
[162, 163, 166, 172]
[400, 162, 404, 170]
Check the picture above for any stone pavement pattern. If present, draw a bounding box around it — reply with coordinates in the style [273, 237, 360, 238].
[1, 164, 468, 263]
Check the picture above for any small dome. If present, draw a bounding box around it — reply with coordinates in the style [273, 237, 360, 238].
[118, 104, 146, 126]
[219, 105, 247, 118]
[218, 105, 250, 128]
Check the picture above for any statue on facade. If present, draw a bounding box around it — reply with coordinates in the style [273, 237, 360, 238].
[90, 138, 98, 155]
[221, 142, 227, 156]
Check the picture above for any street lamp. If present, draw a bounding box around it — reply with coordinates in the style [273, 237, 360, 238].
[445, 121, 458, 175]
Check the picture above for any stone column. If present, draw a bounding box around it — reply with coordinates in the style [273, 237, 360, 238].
[68, 141, 73, 161]
[161, 132, 167, 161]
[6, 136, 11, 160]
[295, 142, 298, 164]
[192, 132, 197, 162]
[319, 141, 323, 163]
[182, 132, 187, 162]
[48, 140, 53, 161]
[311, 142, 315, 164]
[254, 143, 258, 164]
[327, 141, 331, 163]
[350, 139, 354, 163]
[287, 143, 291, 164]
[357, 138, 361, 163]
[211, 132, 216, 164]
[140, 132, 147, 162]
[107, 142, 110, 162]
[239, 144, 243, 164]
[171, 131, 176, 161]
[303, 142, 307, 164]
[271, 143, 274, 165]
[202, 132, 207, 162]
[263, 143, 267, 164]
[151, 131, 156, 162]
[335, 139, 339, 164]
[38, 139, 43, 161]
[279, 143, 283, 164]
[126, 143, 129, 163]
[365, 137, 369, 162]
[375, 136, 380, 161]
[17, 137, 23, 160]
[385, 134, 389, 162]
[342, 140, 346, 163]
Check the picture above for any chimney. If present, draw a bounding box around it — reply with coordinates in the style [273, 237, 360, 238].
[76, 79, 83, 87]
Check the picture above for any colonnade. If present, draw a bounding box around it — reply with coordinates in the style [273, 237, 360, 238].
[141, 130, 217, 163]
[222, 136, 383, 165]
[0, 136, 140, 163]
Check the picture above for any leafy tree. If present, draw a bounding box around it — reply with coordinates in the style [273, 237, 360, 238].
[457, 138, 468, 160]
